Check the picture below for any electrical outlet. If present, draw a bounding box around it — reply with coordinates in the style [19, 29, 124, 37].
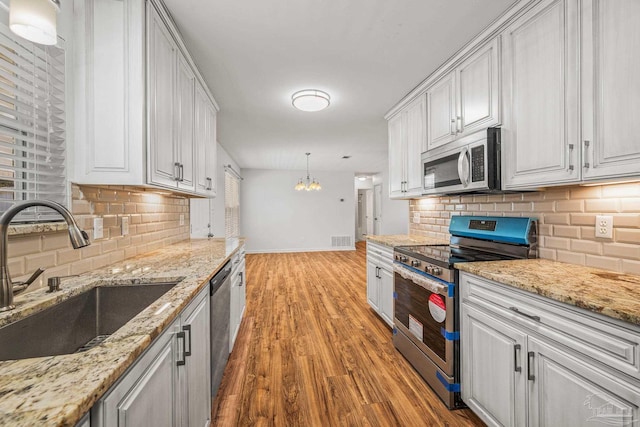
[595, 215, 613, 239]
[413, 212, 421, 224]
[121, 216, 129, 236]
[93, 217, 104, 239]
[179, 214, 185, 226]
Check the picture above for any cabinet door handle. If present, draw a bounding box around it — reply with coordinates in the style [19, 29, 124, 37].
[450, 118, 456, 135]
[514, 344, 521, 372]
[509, 306, 541, 322]
[456, 115, 463, 133]
[174, 162, 181, 181]
[583, 140, 590, 169]
[527, 351, 535, 381]
[179, 163, 184, 181]
[568, 144, 575, 171]
[182, 324, 192, 357]
[239, 271, 244, 287]
[206, 177, 212, 191]
[176, 331, 186, 366]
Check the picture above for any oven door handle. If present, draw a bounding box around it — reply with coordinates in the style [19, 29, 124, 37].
[457, 147, 470, 188]
[393, 265, 449, 296]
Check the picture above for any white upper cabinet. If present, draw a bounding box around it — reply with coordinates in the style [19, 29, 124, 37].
[457, 38, 501, 137]
[195, 83, 217, 197]
[388, 95, 426, 198]
[73, 0, 219, 195]
[503, 0, 640, 189]
[502, 0, 580, 189]
[581, 0, 640, 181]
[388, 113, 405, 197]
[426, 38, 501, 153]
[426, 72, 457, 151]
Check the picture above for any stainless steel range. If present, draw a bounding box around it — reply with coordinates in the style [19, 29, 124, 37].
[393, 216, 537, 409]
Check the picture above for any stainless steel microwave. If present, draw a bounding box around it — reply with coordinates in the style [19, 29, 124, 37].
[421, 128, 501, 195]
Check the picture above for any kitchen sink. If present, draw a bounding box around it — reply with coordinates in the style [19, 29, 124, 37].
[0, 282, 178, 361]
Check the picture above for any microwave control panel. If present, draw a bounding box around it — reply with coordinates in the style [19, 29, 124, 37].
[471, 146, 485, 182]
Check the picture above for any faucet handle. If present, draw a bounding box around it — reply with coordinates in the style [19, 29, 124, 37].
[12, 268, 46, 294]
[47, 274, 79, 293]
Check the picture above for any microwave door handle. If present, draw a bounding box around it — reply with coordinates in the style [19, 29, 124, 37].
[457, 148, 470, 187]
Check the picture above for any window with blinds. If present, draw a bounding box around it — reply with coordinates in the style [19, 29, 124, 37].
[225, 170, 239, 239]
[0, 23, 66, 222]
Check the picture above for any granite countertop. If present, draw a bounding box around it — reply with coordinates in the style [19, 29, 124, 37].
[366, 234, 448, 247]
[0, 238, 243, 426]
[456, 259, 640, 326]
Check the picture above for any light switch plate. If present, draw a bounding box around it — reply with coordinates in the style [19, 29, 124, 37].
[93, 217, 104, 239]
[121, 217, 129, 236]
[595, 215, 613, 239]
[413, 212, 421, 224]
[179, 214, 185, 226]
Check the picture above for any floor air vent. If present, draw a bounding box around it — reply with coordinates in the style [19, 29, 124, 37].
[331, 235, 352, 248]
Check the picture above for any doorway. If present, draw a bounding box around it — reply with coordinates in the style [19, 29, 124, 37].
[357, 189, 373, 241]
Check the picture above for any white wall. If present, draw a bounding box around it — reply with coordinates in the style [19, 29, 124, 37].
[373, 168, 409, 235]
[241, 169, 355, 253]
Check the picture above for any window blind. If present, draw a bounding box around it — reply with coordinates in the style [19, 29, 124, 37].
[225, 170, 239, 239]
[0, 22, 66, 222]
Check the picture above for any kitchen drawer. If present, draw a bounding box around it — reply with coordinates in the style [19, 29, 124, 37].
[460, 272, 640, 380]
[367, 242, 393, 269]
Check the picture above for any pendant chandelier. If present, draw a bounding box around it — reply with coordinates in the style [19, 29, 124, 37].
[295, 153, 321, 191]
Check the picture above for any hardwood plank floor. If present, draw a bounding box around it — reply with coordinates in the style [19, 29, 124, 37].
[212, 241, 485, 427]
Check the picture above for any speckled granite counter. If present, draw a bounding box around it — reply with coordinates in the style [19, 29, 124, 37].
[456, 259, 640, 326]
[0, 238, 243, 426]
[366, 234, 448, 247]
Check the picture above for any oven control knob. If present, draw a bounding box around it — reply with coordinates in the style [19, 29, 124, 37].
[400, 256, 408, 262]
[411, 260, 421, 267]
[431, 267, 442, 276]
[424, 266, 432, 274]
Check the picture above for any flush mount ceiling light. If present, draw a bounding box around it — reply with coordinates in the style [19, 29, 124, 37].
[292, 89, 330, 112]
[10, 0, 60, 45]
[294, 153, 321, 191]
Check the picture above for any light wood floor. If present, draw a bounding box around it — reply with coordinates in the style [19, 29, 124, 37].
[212, 241, 485, 427]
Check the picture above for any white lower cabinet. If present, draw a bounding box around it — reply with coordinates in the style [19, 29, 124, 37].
[92, 285, 210, 427]
[460, 272, 640, 427]
[366, 242, 394, 327]
[230, 246, 246, 352]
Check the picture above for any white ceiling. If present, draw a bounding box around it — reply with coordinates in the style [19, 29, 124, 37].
[162, 0, 516, 174]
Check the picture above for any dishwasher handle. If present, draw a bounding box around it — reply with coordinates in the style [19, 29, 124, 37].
[211, 261, 232, 295]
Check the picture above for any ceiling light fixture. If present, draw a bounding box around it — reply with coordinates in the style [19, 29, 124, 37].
[295, 153, 321, 191]
[10, 0, 60, 45]
[292, 89, 330, 112]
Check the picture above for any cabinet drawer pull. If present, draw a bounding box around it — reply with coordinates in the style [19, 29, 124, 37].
[527, 351, 535, 381]
[177, 331, 186, 366]
[182, 324, 192, 357]
[514, 344, 521, 373]
[509, 306, 541, 322]
[583, 140, 590, 169]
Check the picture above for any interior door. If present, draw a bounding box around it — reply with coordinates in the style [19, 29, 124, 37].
[373, 184, 382, 235]
[365, 189, 374, 236]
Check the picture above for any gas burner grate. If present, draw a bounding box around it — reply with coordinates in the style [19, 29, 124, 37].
[75, 334, 111, 353]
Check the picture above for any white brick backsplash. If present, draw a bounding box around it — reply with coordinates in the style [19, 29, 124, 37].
[11, 184, 190, 295]
[408, 182, 640, 272]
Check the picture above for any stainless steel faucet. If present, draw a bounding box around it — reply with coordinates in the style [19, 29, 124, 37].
[0, 200, 91, 312]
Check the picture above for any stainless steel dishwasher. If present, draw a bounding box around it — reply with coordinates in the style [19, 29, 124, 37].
[210, 260, 232, 397]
